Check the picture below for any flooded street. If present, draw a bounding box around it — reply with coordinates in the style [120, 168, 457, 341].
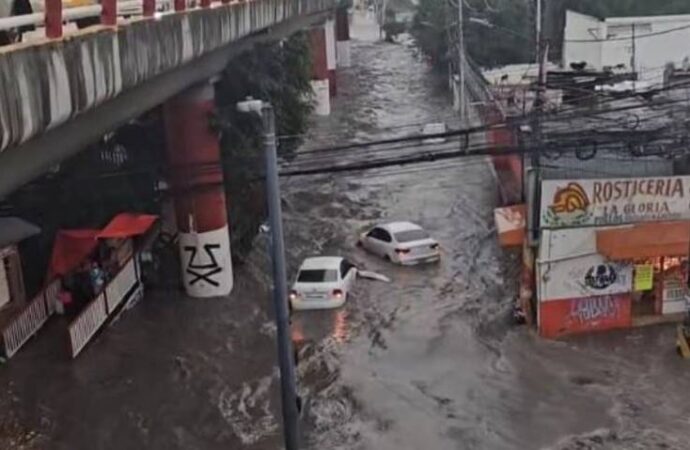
[280, 13, 690, 450]
[3, 12, 690, 450]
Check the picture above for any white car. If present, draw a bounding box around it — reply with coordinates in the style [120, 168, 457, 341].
[289, 257, 357, 311]
[358, 222, 440, 265]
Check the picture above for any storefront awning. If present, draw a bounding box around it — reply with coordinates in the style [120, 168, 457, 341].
[0, 217, 40, 248]
[47, 229, 100, 279]
[596, 221, 690, 260]
[97, 213, 158, 239]
[494, 204, 526, 248]
[47, 213, 158, 279]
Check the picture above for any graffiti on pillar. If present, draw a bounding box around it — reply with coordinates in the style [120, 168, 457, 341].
[184, 244, 222, 287]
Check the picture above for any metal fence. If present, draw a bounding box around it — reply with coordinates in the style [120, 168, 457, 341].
[67, 293, 108, 358]
[105, 258, 137, 314]
[1, 279, 58, 358]
[68, 257, 140, 358]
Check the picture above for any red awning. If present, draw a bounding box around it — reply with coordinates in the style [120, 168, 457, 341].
[596, 221, 690, 260]
[97, 213, 158, 239]
[47, 213, 158, 280]
[47, 229, 100, 279]
[494, 204, 526, 248]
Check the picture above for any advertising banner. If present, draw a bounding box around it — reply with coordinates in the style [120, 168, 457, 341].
[634, 264, 654, 291]
[539, 294, 632, 338]
[538, 253, 632, 302]
[541, 176, 690, 228]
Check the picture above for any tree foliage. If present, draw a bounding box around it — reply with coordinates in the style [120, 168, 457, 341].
[214, 31, 314, 260]
[410, 0, 450, 67]
[413, 0, 690, 69]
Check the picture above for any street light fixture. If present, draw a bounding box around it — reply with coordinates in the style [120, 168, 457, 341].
[468, 17, 492, 28]
[236, 97, 301, 450]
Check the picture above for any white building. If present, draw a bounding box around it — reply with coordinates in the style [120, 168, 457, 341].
[563, 11, 690, 86]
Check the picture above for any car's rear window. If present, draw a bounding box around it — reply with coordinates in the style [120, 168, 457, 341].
[297, 269, 339, 282]
[394, 229, 429, 242]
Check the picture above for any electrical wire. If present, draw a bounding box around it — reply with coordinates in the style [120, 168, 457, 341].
[564, 23, 690, 43]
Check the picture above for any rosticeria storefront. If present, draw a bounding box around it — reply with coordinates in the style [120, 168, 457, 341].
[536, 175, 690, 338]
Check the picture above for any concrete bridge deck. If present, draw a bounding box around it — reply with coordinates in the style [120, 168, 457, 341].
[0, 0, 335, 197]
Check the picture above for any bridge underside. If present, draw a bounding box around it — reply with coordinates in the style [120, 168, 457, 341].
[0, 3, 331, 198]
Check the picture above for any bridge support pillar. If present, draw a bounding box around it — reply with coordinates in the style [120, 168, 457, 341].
[309, 26, 330, 116]
[45, 0, 63, 39]
[325, 18, 337, 97]
[163, 81, 233, 298]
[336, 7, 351, 68]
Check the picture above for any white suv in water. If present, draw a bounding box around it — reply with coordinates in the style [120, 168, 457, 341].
[358, 221, 440, 265]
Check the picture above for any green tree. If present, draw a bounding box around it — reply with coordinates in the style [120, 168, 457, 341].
[414, 0, 690, 69]
[213, 32, 314, 260]
[411, 0, 450, 68]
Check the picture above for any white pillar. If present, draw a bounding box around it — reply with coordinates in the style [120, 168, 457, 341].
[179, 225, 233, 298]
[311, 79, 331, 116]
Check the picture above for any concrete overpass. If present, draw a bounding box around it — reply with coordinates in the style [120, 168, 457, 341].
[0, 0, 339, 199]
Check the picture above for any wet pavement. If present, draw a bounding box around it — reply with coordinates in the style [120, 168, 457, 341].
[282, 14, 690, 450]
[2, 11, 690, 450]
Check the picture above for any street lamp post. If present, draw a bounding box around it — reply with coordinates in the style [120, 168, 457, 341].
[457, 0, 466, 124]
[237, 98, 301, 450]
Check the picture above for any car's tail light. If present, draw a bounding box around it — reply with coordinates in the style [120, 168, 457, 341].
[395, 248, 410, 255]
[332, 289, 343, 299]
[289, 290, 299, 301]
[430, 243, 440, 250]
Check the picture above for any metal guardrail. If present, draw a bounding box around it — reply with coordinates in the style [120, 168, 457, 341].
[105, 258, 137, 314]
[1, 279, 58, 358]
[0, 0, 175, 31]
[44, 278, 59, 315]
[67, 292, 108, 358]
[68, 257, 140, 358]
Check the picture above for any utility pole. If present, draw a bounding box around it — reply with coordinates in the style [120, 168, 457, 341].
[457, 0, 466, 124]
[527, 0, 544, 245]
[237, 99, 301, 450]
[631, 23, 637, 92]
[379, 0, 387, 39]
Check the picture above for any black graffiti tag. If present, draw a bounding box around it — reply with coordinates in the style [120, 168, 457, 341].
[184, 244, 222, 287]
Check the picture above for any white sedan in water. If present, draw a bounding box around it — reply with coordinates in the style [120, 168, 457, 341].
[358, 221, 440, 265]
[289, 257, 357, 311]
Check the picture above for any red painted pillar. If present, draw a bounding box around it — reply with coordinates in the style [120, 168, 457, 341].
[101, 0, 117, 26]
[45, 0, 63, 39]
[143, 0, 156, 17]
[336, 6, 351, 68]
[163, 81, 233, 298]
[200, 0, 211, 8]
[174, 0, 186, 12]
[309, 26, 330, 115]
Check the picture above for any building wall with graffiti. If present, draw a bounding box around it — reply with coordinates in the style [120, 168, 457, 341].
[535, 175, 690, 338]
[537, 228, 633, 301]
[539, 294, 632, 338]
[537, 227, 634, 337]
